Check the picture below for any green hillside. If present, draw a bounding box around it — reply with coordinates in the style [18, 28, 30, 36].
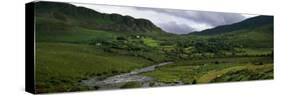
[189, 16, 273, 35]
[35, 1, 164, 33]
[34, 1, 172, 93]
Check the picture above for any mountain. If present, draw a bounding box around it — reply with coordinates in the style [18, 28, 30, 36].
[189, 16, 273, 35]
[188, 16, 273, 48]
[34, 1, 273, 49]
[35, 1, 163, 33]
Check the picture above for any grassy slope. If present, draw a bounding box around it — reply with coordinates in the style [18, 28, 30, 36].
[226, 24, 273, 48]
[198, 64, 273, 83]
[142, 57, 273, 84]
[36, 42, 153, 92]
[35, 17, 160, 92]
[36, 17, 118, 43]
[191, 24, 273, 48]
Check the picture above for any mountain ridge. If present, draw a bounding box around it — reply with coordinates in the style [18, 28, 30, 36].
[35, 1, 164, 33]
[189, 16, 273, 35]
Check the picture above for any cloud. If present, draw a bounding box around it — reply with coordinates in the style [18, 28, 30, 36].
[72, 3, 258, 34]
[133, 7, 252, 26]
[158, 22, 196, 34]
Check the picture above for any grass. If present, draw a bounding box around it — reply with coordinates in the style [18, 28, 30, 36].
[142, 38, 159, 47]
[142, 57, 273, 84]
[35, 42, 153, 93]
[142, 66, 191, 83]
[36, 25, 117, 43]
[120, 81, 142, 88]
[211, 64, 273, 82]
[235, 48, 273, 56]
[197, 65, 249, 83]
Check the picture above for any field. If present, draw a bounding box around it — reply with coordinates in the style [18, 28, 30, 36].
[36, 42, 154, 92]
[142, 57, 273, 85]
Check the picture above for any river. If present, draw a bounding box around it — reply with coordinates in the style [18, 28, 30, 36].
[81, 62, 174, 89]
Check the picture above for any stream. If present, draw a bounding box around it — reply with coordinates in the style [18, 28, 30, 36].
[81, 62, 174, 89]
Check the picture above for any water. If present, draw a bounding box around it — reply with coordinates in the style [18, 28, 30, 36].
[81, 62, 174, 89]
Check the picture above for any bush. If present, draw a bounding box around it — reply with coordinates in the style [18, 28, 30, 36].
[254, 62, 264, 65]
[111, 70, 119, 74]
[192, 80, 197, 84]
[214, 61, 220, 64]
[93, 86, 100, 90]
[116, 36, 127, 40]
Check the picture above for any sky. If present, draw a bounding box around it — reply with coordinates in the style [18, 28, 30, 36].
[72, 3, 258, 34]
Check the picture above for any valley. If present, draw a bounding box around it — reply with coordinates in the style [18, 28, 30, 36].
[34, 1, 274, 93]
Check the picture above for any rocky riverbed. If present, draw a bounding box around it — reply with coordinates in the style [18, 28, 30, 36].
[81, 62, 175, 89]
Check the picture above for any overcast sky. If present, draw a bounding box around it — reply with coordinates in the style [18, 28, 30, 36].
[72, 3, 257, 34]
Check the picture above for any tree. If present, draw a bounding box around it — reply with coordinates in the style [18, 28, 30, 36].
[116, 36, 127, 40]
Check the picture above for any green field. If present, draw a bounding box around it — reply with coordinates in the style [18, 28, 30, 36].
[142, 57, 273, 85]
[36, 42, 155, 92]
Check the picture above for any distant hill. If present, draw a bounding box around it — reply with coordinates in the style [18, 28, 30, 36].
[188, 16, 273, 48]
[189, 16, 273, 35]
[35, 1, 163, 33]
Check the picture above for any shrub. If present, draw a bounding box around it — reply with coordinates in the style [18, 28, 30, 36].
[214, 61, 220, 64]
[192, 80, 197, 84]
